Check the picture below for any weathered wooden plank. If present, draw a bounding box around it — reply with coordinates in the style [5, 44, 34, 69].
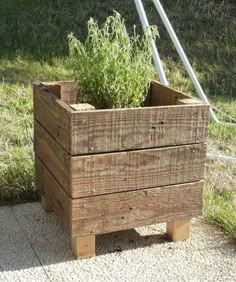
[34, 118, 206, 198]
[41, 194, 53, 213]
[42, 81, 79, 104]
[35, 156, 71, 233]
[34, 121, 71, 195]
[33, 83, 71, 152]
[36, 156, 201, 238]
[166, 219, 191, 241]
[41, 83, 61, 99]
[71, 143, 206, 198]
[70, 105, 209, 155]
[71, 181, 203, 236]
[60, 81, 79, 104]
[71, 235, 96, 259]
[176, 98, 201, 105]
[70, 103, 95, 111]
[34, 80, 208, 155]
[150, 80, 203, 106]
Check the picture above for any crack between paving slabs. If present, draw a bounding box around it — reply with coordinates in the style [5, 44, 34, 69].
[11, 207, 52, 282]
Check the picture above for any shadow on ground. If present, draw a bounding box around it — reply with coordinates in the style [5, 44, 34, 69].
[0, 203, 169, 271]
[1, 202, 236, 281]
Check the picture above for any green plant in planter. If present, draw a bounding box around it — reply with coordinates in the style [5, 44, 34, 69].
[68, 12, 158, 109]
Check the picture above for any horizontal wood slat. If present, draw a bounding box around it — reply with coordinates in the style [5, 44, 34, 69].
[70, 105, 209, 155]
[71, 143, 206, 197]
[34, 80, 209, 155]
[35, 119, 206, 199]
[70, 103, 95, 111]
[34, 121, 71, 195]
[71, 181, 203, 236]
[150, 80, 203, 106]
[35, 156, 71, 233]
[176, 98, 201, 105]
[35, 157, 202, 237]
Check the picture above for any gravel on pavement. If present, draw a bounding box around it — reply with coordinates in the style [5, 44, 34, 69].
[0, 202, 235, 282]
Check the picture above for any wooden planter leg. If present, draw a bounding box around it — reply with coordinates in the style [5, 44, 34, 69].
[41, 195, 52, 212]
[71, 235, 96, 259]
[166, 219, 191, 241]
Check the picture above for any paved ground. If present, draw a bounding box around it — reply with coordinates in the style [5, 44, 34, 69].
[0, 202, 235, 282]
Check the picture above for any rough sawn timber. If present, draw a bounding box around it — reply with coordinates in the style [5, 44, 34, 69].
[33, 79, 209, 259]
[70, 142, 206, 198]
[36, 156, 203, 237]
[33, 83, 71, 152]
[70, 104, 208, 155]
[34, 81, 209, 155]
[34, 120, 206, 198]
[35, 156, 71, 233]
[71, 181, 203, 236]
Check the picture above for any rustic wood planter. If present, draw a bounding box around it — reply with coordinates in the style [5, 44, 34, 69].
[33, 80, 209, 259]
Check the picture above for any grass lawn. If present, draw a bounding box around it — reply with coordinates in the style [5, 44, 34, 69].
[0, 0, 235, 239]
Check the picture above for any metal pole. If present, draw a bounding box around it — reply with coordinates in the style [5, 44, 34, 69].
[134, 0, 235, 161]
[152, 0, 218, 121]
[207, 153, 236, 162]
[134, 0, 168, 85]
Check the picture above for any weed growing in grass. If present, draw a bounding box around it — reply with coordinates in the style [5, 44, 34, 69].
[68, 12, 157, 109]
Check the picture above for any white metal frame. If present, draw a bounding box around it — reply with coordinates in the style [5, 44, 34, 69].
[134, 0, 236, 161]
[135, 0, 236, 124]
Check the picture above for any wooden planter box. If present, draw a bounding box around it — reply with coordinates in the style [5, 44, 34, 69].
[33, 80, 209, 259]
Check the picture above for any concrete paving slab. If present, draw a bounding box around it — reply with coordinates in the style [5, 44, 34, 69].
[2, 203, 236, 282]
[0, 206, 49, 282]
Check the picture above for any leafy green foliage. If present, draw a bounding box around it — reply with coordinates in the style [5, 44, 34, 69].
[68, 13, 157, 109]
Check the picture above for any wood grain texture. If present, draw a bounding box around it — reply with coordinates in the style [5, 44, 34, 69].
[71, 143, 206, 198]
[34, 80, 208, 155]
[41, 195, 53, 213]
[71, 181, 203, 236]
[166, 219, 191, 241]
[35, 155, 202, 238]
[35, 115, 206, 198]
[35, 156, 71, 233]
[70, 105, 209, 155]
[70, 103, 95, 111]
[176, 98, 201, 105]
[42, 81, 79, 104]
[34, 121, 71, 195]
[33, 83, 71, 152]
[41, 83, 61, 99]
[71, 235, 96, 259]
[34, 114, 206, 198]
[60, 81, 79, 104]
[150, 80, 203, 106]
